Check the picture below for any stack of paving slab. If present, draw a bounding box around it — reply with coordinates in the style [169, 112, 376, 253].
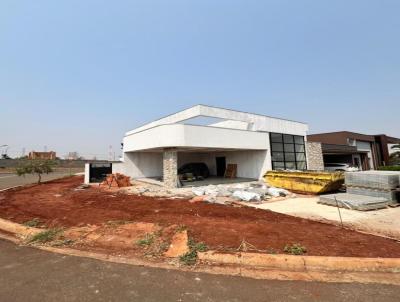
[319, 171, 400, 211]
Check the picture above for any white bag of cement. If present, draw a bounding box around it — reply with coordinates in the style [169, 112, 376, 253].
[232, 190, 261, 202]
[267, 187, 289, 197]
[192, 188, 205, 196]
[205, 185, 219, 196]
[217, 188, 232, 197]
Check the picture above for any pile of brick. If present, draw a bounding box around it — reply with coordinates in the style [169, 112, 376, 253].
[100, 173, 131, 188]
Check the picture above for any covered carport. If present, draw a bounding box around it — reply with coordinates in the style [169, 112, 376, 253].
[321, 144, 370, 170]
[120, 123, 271, 187]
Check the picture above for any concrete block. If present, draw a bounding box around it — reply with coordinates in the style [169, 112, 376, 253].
[345, 171, 400, 190]
[347, 187, 399, 201]
[319, 193, 390, 211]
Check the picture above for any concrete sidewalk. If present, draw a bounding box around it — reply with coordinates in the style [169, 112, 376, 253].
[0, 239, 399, 301]
[248, 197, 400, 239]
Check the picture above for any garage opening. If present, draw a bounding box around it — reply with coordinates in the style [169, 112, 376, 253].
[89, 163, 112, 183]
[177, 150, 265, 187]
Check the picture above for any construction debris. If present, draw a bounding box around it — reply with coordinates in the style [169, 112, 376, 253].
[191, 183, 291, 203]
[232, 190, 261, 202]
[123, 179, 294, 204]
[100, 173, 131, 188]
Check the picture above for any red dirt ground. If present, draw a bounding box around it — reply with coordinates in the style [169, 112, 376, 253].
[1, 176, 399, 258]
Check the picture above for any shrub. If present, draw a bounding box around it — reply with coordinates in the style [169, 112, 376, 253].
[378, 166, 400, 171]
[16, 160, 57, 184]
[284, 243, 307, 255]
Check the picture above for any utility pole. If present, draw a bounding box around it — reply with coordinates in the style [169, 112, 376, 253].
[108, 145, 114, 161]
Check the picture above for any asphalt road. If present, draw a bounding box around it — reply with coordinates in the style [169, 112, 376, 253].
[0, 239, 399, 302]
[0, 171, 82, 190]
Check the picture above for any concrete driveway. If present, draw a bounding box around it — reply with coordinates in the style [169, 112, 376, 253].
[248, 197, 400, 240]
[0, 171, 82, 190]
[0, 239, 399, 302]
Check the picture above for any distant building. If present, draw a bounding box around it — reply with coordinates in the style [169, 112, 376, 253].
[28, 151, 56, 160]
[307, 132, 400, 170]
[66, 152, 79, 160]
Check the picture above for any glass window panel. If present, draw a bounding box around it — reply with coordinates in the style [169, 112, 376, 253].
[285, 162, 296, 170]
[296, 161, 306, 170]
[273, 162, 285, 169]
[272, 143, 284, 152]
[270, 133, 283, 143]
[285, 153, 295, 161]
[284, 143, 295, 152]
[283, 134, 294, 143]
[296, 153, 306, 161]
[295, 144, 305, 152]
[294, 136, 305, 145]
[272, 152, 284, 161]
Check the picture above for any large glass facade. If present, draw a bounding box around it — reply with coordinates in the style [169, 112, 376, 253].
[270, 133, 307, 170]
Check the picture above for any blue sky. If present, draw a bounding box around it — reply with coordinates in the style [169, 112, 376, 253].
[1, 0, 399, 159]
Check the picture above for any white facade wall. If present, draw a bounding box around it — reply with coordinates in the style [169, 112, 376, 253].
[112, 162, 125, 174]
[126, 105, 308, 137]
[84, 163, 90, 184]
[124, 124, 269, 152]
[222, 150, 270, 179]
[120, 152, 163, 179]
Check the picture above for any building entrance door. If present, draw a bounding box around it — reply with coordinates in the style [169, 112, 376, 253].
[216, 157, 226, 177]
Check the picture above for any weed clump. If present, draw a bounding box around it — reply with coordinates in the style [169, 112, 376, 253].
[28, 228, 62, 244]
[284, 243, 307, 255]
[136, 233, 155, 247]
[23, 218, 42, 228]
[179, 238, 208, 265]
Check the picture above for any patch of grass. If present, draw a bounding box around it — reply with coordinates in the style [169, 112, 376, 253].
[284, 243, 307, 255]
[144, 241, 169, 257]
[23, 218, 42, 228]
[136, 233, 155, 247]
[136, 230, 168, 257]
[179, 250, 198, 265]
[28, 228, 62, 244]
[180, 238, 209, 265]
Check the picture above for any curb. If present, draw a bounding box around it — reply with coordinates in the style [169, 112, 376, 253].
[198, 251, 400, 273]
[0, 185, 23, 193]
[1, 218, 400, 285]
[0, 218, 42, 238]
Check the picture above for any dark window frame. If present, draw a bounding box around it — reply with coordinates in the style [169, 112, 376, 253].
[270, 133, 307, 170]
